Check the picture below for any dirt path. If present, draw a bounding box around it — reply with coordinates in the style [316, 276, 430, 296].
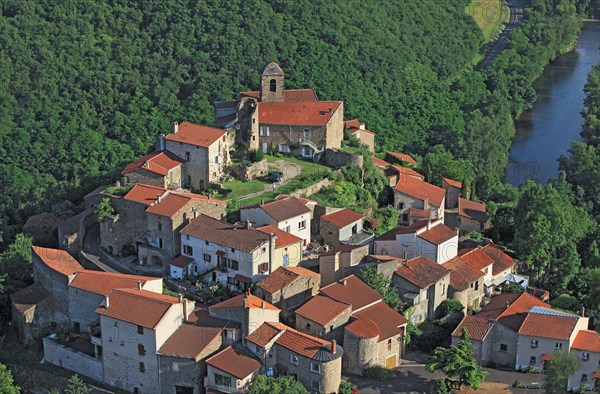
[237, 160, 302, 202]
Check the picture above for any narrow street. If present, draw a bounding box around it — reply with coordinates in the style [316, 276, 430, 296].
[477, 0, 524, 69]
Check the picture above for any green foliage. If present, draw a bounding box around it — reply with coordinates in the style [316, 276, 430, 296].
[104, 184, 133, 196]
[94, 198, 115, 222]
[248, 375, 308, 394]
[0, 363, 20, 394]
[47, 389, 60, 394]
[436, 379, 449, 394]
[426, 329, 487, 391]
[363, 365, 395, 381]
[467, 231, 482, 240]
[421, 146, 475, 186]
[544, 350, 578, 394]
[501, 283, 525, 294]
[368, 206, 400, 236]
[357, 267, 400, 310]
[338, 381, 353, 394]
[65, 374, 91, 394]
[253, 149, 265, 162]
[549, 294, 580, 313]
[440, 299, 464, 316]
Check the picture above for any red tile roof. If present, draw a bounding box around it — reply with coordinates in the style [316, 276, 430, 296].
[345, 119, 362, 129]
[122, 150, 184, 176]
[258, 101, 342, 126]
[256, 266, 318, 295]
[345, 317, 380, 339]
[541, 353, 553, 361]
[123, 184, 166, 206]
[321, 208, 365, 228]
[320, 275, 381, 312]
[146, 192, 224, 218]
[181, 214, 271, 253]
[69, 271, 159, 296]
[452, 315, 494, 340]
[371, 156, 391, 168]
[442, 260, 484, 291]
[32, 246, 83, 277]
[417, 224, 457, 246]
[394, 176, 445, 208]
[388, 165, 424, 181]
[387, 151, 418, 166]
[448, 248, 494, 273]
[164, 121, 227, 148]
[518, 313, 578, 340]
[481, 244, 515, 275]
[459, 197, 488, 224]
[352, 302, 408, 341]
[171, 255, 194, 268]
[245, 322, 287, 347]
[10, 282, 51, 314]
[240, 88, 319, 102]
[295, 295, 351, 326]
[159, 325, 221, 361]
[593, 371, 600, 379]
[476, 292, 550, 328]
[244, 196, 311, 222]
[257, 225, 303, 248]
[187, 308, 241, 330]
[275, 325, 333, 359]
[210, 293, 279, 311]
[206, 346, 261, 379]
[408, 208, 431, 219]
[96, 289, 181, 328]
[395, 256, 449, 289]
[571, 330, 600, 352]
[442, 177, 463, 189]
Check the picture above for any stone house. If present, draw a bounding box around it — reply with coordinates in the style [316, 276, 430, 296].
[164, 121, 230, 190]
[458, 197, 489, 234]
[319, 244, 370, 287]
[240, 196, 312, 247]
[373, 219, 458, 264]
[319, 208, 368, 248]
[10, 282, 53, 344]
[121, 150, 184, 189]
[385, 165, 424, 187]
[386, 151, 418, 168]
[345, 119, 375, 152]
[205, 345, 262, 394]
[295, 294, 353, 342]
[179, 214, 280, 289]
[441, 177, 469, 209]
[23, 212, 64, 246]
[257, 224, 304, 268]
[393, 256, 451, 324]
[372, 156, 391, 170]
[442, 258, 485, 311]
[169, 255, 194, 280]
[254, 266, 320, 321]
[449, 248, 495, 295]
[393, 175, 446, 224]
[477, 244, 517, 286]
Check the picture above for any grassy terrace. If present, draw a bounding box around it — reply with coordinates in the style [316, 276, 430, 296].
[466, 0, 510, 42]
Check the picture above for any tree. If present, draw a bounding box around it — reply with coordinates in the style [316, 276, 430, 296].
[426, 329, 487, 391]
[65, 374, 91, 394]
[0, 363, 20, 394]
[544, 350, 578, 394]
[94, 198, 115, 222]
[357, 267, 400, 309]
[369, 206, 400, 236]
[248, 375, 308, 394]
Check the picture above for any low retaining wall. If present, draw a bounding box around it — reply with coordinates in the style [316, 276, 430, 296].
[290, 178, 332, 198]
[43, 336, 103, 381]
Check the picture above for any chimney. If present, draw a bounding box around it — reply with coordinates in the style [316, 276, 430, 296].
[245, 219, 252, 230]
[137, 281, 142, 290]
[403, 250, 407, 260]
[423, 197, 429, 210]
[157, 194, 163, 203]
[426, 218, 431, 231]
[178, 294, 183, 303]
[193, 210, 198, 219]
[261, 301, 266, 309]
[329, 107, 333, 115]
[342, 279, 347, 286]
[581, 306, 585, 317]
[244, 298, 248, 308]
[183, 298, 190, 320]
[172, 121, 179, 134]
[159, 134, 165, 151]
[105, 295, 110, 309]
[506, 301, 510, 309]
[332, 340, 337, 354]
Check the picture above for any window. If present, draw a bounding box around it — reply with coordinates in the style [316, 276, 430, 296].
[139, 362, 145, 373]
[555, 343, 563, 350]
[582, 352, 590, 361]
[311, 381, 320, 390]
[183, 245, 193, 256]
[298, 220, 306, 230]
[398, 202, 404, 209]
[138, 344, 146, 356]
[402, 214, 408, 222]
[441, 283, 446, 295]
[137, 325, 144, 335]
[258, 263, 269, 274]
[204, 253, 211, 262]
[582, 374, 588, 382]
[500, 344, 508, 352]
[329, 325, 334, 332]
[278, 144, 290, 153]
[158, 238, 163, 249]
[270, 79, 277, 92]
[228, 260, 239, 270]
[230, 248, 235, 252]
[260, 126, 270, 136]
[310, 363, 321, 374]
[306, 323, 311, 330]
[215, 155, 220, 164]
[284, 225, 291, 233]
[303, 130, 310, 139]
[215, 374, 232, 387]
[475, 281, 479, 291]
[531, 339, 538, 348]
[73, 322, 80, 334]
[172, 362, 179, 372]
[387, 338, 392, 351]
[158, 222, 162, 231]
[530, 356, 536, 365]
[205, 240, 209, 245]
[185, 152, 191, 162]
[290, 354, 298, 365]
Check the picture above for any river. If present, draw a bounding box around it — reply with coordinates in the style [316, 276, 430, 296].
[505, 21, 600, 186]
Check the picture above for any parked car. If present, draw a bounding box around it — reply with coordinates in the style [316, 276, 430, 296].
[269, 172, 283, 183]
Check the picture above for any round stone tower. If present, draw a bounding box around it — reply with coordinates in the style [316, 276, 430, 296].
[259, 62, 285, 102]
[343, 317, 380, 375]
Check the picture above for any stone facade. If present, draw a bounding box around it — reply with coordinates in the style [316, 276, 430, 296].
[393, 273, 450, 324]
[296, 307, 352, 341]
[322, 149, 363, 169]
[319, 245, 370, 287]
[449, 276, 485, 312]
[254, 275, 320, 322]
[43, 336, 104, 382]
[320, 216, 364, 249]
[342, 330, 379, 375]
[230, 159, 268, 182]
[394, 192, 445, 224]
[123, 165, 182, 189]
[99, 193, 148, 257]
[32, 254, 75, 325]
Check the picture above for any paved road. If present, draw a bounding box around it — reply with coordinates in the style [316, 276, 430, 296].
[477, 0, 524, 70]
[81, 222, 130, 273]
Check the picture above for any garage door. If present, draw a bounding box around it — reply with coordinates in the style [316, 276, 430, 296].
[385, 355, 397, 369]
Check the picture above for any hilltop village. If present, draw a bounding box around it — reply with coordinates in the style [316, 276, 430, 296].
[11, 63, 600, 394]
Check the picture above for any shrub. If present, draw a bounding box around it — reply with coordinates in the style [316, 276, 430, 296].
[440, 299, 463, 316]
[363, 365, 395, 381]
[513, 380, 526, 388]
[468, 231, 482, 240]
[338, 381, 353, 394]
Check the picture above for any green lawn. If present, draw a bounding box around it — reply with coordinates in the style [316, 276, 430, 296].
[218, 178, 268, 201]
[466, 0, 509, 41]
[264, 154, 332, 177]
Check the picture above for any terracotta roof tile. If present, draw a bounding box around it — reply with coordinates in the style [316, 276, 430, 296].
[275, 325, 333, 359]
[418, 224, 457, 246]
[408, 208, 431, 219]
[345, 317, 380, 339]
[518, 313, 578, 340]
[448, 248, 494, 273]
[481, 244, 515, 275]
[146, 192, 224, 218]
[243, 196, 311, 222]
[210, 293, 279, 311]
[122, 150, 184, 176]
[345, 119, 362, 129]
[476, 292, 550, 322]
[245, 322, 286, 347]
[442, 177, 463, 189]
[352, 302, 408, 341]
[187, 308, 241, 330]
[257, 225, 303, 248]
[274, 194, 316, 207]
[295, 295, 351, 326]
[442, 260, 484, 291]
[69, 271, 159, 296]
[371, 156, 391, 168]
[10, 282, 51, 314]
[123, 184, 166, 206]
[206, 346, 261, 379]
[240, 88, 319, 102]
[96, 289, 181, 328]
[171, 255, 194, 268]
[571, 330, 600, 352]
[164, 121, 227, 148]
[394, 176, 445, 208]
[387, 151, 418, 166]
[32, 246, 83, 277]
[181, 214, 271, 253]
[388, 165, 424, 181]
[159, 325, 221, 361]
[258, 101, 342, 126]
[256, 266, 318, 295]
[459, 198, 488, 224]
[452, 315, 494, 340]
[320, 275, 381, 312]
[395, 256, 449, 289]
[320, 208, 365, 228]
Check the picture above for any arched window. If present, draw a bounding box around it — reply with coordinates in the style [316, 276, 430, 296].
[270, 79, 277, 92]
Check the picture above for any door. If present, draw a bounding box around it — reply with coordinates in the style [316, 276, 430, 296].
[283, 254, 289, 266]
[385, 355, 397, 369]
[262, 142, 268, 154]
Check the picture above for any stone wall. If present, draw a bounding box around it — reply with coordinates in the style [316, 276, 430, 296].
[322, 149, 363, 169]
[296, 307, 351, 339]
[123, 169, 166, 188]
[43, 336, 103, 382]
[289, 178, 331, 201]
[230, 159, 268, 182]
[325, 102, 344, 150]
[99, 194, 148, 256]
[68, 287, 104, 333]
[342, 330, 378, 375]
[258, 124, 327, 155]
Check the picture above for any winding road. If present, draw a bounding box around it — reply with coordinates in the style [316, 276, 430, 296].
[477, 0, 524, 70]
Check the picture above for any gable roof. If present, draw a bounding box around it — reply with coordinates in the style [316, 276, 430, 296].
[518, 313, 578, 340]
[352, 302, 408, 341]
[448, 248, 494, 273]
[320, 275, 381, 312]
[10, 282, 51, 315]
[345, 119, 362, 130]
[572, 330, 600, 352]
[371, 156, 391, 168]
[240, 88, 319, 102]
[476, 292, 550, 325]
[258, 101, 342, 126]
[394, 176, 445, 208]
[245, 322, 287, 347]
[451, 315, 494, 341]
[256, 266, 318, 295]
[459, 197, 488, 224]
[417, 224, 457, 246]
[394, 256, 449, 289]
[32, 246, 83, 277]
[96, 288, 180, 329]
[69, 271, 159, 296]
[257, 225, 303, 248]
[345, 317, 380, 339]
[171, 255, 194, 268]
[387, 165, 424, 181]
[295, 295, 351, 326]
[23, 213, 63, 232]
[442, 260, 484, 291]
[159, 325, 222, 361]
[186, 307, 241, 330]
[320, 208, 365, 228]
[387, 151, 418, 166]
[244, 196, 311, 222]
[122, 150, 184, 176]
[274, 325, 335, 359]
[206, 346, 261, 379]
[164, 121, 227, 148]
[210, 292, 279, 311]
[442, 177, 463, 189]
[481, 244, 515, 275]
[145, 192, 224, 218]
[181, 214, 271, 253]
[123, 184, 166, 206]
